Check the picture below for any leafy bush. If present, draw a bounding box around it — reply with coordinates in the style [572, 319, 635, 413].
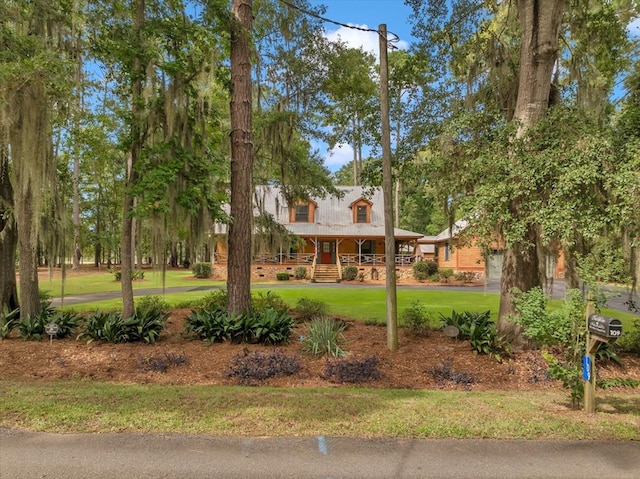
[135, 295, 169, 318]
[542, 351, 582, 406]
[276, 272, 290, 281]
[0, 306, 20, 339]
[78, 308, 167, 344]
[16, 314, 46, 341]
[324, 355, 380, 383]
[184, 308, 230, 343]
[302, 316, 346, 357]
[225, 350, 302, 385]
[510, 287, 578, 347]
[192, 262, 212, 279]
[617, 317, 640, 354]
[294, 297, 329, 321]
[401, 300, 431, 336]
[185, 307, 293, 345]
[511, 287, 607, 408]
[252, 291, 289, 315]
[428, 359, 474, 389]
[440, 310, 509, 361]
[126, 309, 169, 344]
[438, 268, 454, 282]
[413, 260, 438, 281]
[454, 271, 476, 283]
[247, 308, 294, 345]
[11, 294, 60, 340]
[47, 310, 81, 338]
[193, 289, 228, 311]
[78, 311, 128, 343]
[342, 266, 358, 281]
[293, 266, 307, 280]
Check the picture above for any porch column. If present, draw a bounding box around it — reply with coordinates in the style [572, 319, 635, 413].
[356, 239, 366, 265]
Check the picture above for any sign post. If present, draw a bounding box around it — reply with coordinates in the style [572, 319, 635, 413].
[583, 297, 596, 414]
[583, 295, 623, 414]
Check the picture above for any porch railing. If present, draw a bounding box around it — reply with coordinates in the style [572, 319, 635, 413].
[339, 254, 416, 266]
[252, 253, 316, 265]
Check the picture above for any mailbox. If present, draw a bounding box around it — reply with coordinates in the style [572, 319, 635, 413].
[588, 314, 623, 342]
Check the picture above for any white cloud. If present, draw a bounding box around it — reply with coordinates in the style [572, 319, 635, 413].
[324, 24, 409, 62]
[324, 143, 354, 171]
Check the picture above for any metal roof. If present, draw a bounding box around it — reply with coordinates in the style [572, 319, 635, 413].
[216, 185, 424, 240]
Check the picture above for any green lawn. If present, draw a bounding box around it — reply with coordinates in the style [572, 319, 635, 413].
[1, 382, 638, 440]
[39, 269, 225, 296]
[55, 275, 638, 332]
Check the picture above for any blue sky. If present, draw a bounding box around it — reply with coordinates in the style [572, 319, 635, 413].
[306, 1, 640, 172]
[307, 1, 416, 171]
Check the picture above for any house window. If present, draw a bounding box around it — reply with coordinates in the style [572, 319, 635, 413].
[361, 240, 374, 255]
[295, 204, 309, 222]
[444, 242, 451, 261]
[356, 205, 368, 223]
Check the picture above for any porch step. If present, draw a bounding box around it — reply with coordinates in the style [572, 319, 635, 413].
[313, 264, 340, 283]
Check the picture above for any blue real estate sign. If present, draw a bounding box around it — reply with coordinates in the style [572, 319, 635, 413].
[582, 355, 591, 381]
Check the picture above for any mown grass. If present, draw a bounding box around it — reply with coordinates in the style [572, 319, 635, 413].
[1, 382, 638, 439]
[64, 284, 638, 334]
[39, 269, 225, 297]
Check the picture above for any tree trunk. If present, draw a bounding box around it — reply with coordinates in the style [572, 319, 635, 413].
[9, 81, 49, 318]
[497, 0, 566, 334]
[121, 0, 146, 318]
[227, 0, 254, 315]
[0, 136, 18, 312]
[513, 0, 566, 136]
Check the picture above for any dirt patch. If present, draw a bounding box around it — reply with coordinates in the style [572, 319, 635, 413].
[2, 309, 639, 392]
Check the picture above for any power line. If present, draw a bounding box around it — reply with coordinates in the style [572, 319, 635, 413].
[278, 0, 401, 49]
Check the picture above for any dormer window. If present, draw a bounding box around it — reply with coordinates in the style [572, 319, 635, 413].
[356, 205, 367, 223]
[289, 199, 317, 223]
[295, 204, 309, 222]
[350, 197, 372, 224]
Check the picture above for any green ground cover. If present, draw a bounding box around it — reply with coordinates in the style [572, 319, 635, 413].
[1, 382, 637, 440]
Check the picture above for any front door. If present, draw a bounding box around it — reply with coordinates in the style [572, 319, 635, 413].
[320, 241, 335, 264]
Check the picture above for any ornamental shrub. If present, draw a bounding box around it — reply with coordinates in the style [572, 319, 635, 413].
[440, 310, 509, 362]
[413, 260, 438, 281]
[184, 306, 293, 345]
[192, 262, 212, 279]
[438, 268, 454, 282]
[302, 316, 346, 357]
[293, 266, 307, 279]
[401, 300, 431, 336]
[0, 306, 19, 339]
[252, 291, 289, 315]
[225, 350, 302, 385]
[193, 289, 228, 310]
[324, 355, 381, 383]
[276, 272, 290, 281]
[294, 297, 329, 321]
[342, 265, 358, 281]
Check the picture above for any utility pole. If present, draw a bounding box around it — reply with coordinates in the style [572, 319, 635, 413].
[379, 24, 398, 351]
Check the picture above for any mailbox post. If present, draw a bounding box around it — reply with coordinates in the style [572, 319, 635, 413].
[583, 296, 623, 414]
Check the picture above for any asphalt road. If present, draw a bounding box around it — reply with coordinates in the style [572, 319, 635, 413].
[2, 429, 639, 479]
[51, 279, 637, 313]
